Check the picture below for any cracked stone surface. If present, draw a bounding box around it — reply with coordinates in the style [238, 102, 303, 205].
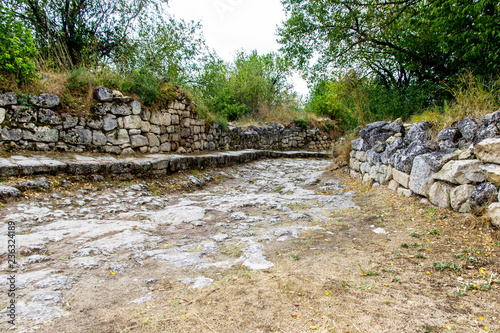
[0, 157, 358, 330]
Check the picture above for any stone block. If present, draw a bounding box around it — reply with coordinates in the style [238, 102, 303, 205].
[356, 151, 367, 162]
[94, 87, 113, 102]
[150, 111, 172, 126]
[62, 113, 79, 129]
[0, 92, 17, 106]
[482, 164, 500, 186]
[86, 118, 103, 130]
[29, 93, 60, 108]
[107, 129, 130, 145]
[150, 125, 161, 134]
[123, 115, 142, 129]
[38, 109, 62, 125]
[0, 128, 22, 141]
[434, 160, 485, 185]
[111, 104, 132, 116]
[130, 135, 149, 148]
[0, 108, 5, 124]
[22, 126, 59, 143]
[397, 188, 413, 197]
[92, 131, 107, 146]
[171, 115, 180, 125]
[486, 203, 500, 228]
[450, 184, 475, 213]
[131, 101, 141, 115]
[392, 168, 410, 188]
[470, 182, 498, 215]
[103, 114, 117, 131]
[475, 138, 500, 164]
[428, 181, 453, 209]
[141, 121, 151, 133]
[388, 180, 399, 191]
[146, 133, 160, 147]
[10, 105, 37, 123]
[160, 142, 171, 152]
[60, 128, 92, 145]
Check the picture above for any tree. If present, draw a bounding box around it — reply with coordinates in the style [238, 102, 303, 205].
[0, 6, 37, 82]
[114, 16, 206, 85]
[278, 0, 500, 89]
[5, 0, 168, 67]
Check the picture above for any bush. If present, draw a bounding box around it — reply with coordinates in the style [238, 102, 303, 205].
[0, 10, 38, 82]
[121, 69, 161, 106]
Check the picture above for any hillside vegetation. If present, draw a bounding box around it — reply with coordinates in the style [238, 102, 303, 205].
[1, 0, 500, 133]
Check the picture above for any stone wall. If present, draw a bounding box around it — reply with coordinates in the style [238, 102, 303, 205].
[0, 88, 333, 155]
[348, 112, 500, 228]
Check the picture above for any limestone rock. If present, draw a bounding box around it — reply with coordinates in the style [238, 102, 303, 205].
[392, 168, 410, 188]
[29, 93, 60, 108]
[22, 126, 59, 143]
[486, 203, 500, 228]
[0, 128, 22, 141]
[92, 131, 108, 146]
[130, 135, 149, 148]
[470, 182, 498, 215]
[150, 111, 172, 126]
[0, 107, 5, 124]
[482, 164, 500, 186]
[10, 105, 37, 123]
[94, 87, 113, 102]
[456, 117, 479, 143]
[61, 128, 92, 145]
[62, 113, 79, 129]
[103, 114, 118, 131]
[146, 133, 160, 147]
[405, 121, 432, 145]
[0, 185, 21, 199]
[433, 160, 485, 185]
[450, 184, 475, 213]
[110, 104, 132, 116]
[388, 180, 399, 191]
[131, 101, 141, 115]
[123, 115, 142, 129]
[38, 109, 62, 125]
[86, 118, 103, 130]
[351, 138, 364, 151]
[107, 129, 130, 145]
[475, 138, 500, 164]
[0, 92, 17, 106]
[428, 181, 453, 209]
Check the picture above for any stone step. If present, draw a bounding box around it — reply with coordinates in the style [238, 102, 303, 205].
[0, 150, 330, 179]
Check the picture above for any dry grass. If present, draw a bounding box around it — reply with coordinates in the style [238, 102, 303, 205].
[412, 71, 500, 132]
[34, 170, 500, 333]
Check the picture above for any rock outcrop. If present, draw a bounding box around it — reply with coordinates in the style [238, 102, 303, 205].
[349, 110, 500, 228]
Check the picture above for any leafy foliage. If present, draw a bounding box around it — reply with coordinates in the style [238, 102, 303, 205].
[0, 7, 37, 82]
[279, 0, 500, 88]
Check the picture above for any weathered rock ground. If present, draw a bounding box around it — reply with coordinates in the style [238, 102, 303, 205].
[1, 156, 499, 333]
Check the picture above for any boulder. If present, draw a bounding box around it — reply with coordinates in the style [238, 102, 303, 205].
[470, 182, 498, 215]
[456, 117, 479, 143]
[392, 168, 410, 188]
[110, 104, 132, 116]
[482, 164, 500, 186]
[29, 93, 60, 108]
[476, 123, 499, 143]
[60, 128, 92, 145]
[62, 113, 79, 129]
[450, 184, 475, 213]
[0, 92, 17, 106]
[103, 114, 118, 131]
[486, 203, 500, 228]
[428, 181, 453, 209]
[475, 138, 500, 164]
[106, 129, 130, 145]
[92, 131, 108, 146]
[359, 121, 403, 150]
[433, 160, 485, 185]
[351, 138, 364, 151]
[408, 151, 457, 196]
[94, 87, 113, 102]
[0, 108, 5, 124]
[405, 121, 432, 145]
[38, 109, 62, 125]
[130, 135, 149, 148]
[10, 106, 37, 123]
[22, 126, 59, 143]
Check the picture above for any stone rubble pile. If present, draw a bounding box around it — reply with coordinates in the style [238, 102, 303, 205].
[0, 88, 332, 154]
[348, 112, 500, 228]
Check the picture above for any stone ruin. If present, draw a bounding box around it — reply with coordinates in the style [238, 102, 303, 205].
[348, 112, 500, 228]
[0, 88, 333, 155]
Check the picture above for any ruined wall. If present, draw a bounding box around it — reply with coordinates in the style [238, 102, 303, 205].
[348, 113, 500, 228]
[0, 88, 333, 155]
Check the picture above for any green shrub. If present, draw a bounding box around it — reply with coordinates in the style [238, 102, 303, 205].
[0, 10, 38, 82]
[121, 69, 160, 106]
[293, 117, 309, 128]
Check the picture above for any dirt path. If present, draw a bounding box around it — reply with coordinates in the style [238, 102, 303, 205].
[1, 158, 499, 333]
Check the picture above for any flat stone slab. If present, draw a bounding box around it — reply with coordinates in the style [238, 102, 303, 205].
[0, 150, 330, 179]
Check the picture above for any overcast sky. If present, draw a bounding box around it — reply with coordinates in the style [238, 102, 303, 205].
[167, 0, 309, 96]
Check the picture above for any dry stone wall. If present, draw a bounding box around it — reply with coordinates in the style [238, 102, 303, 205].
[348, 112, 500, 228]
[0, 88, 333, 155]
